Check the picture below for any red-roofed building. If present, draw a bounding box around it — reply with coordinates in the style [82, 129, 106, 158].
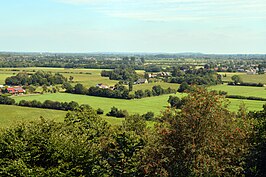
[7, 87, 15, 94]
[7, 86, 25, 94]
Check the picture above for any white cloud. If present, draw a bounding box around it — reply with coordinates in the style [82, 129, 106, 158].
[56, 0, 266, 22]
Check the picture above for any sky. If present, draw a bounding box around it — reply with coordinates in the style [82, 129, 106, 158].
[0, 0, 265, 54]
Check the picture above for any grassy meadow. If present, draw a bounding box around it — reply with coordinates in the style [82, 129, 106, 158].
[0, 105, 66, 128]
[13, 91, 265, 113]
[210, 84, 266, 98]
[0, 104, 125, 128]
[133, 82, 180, 91]
[219, 72, 266, 84]
[13, 93, 181, 115]
[1, 67, 266, 128]
[0, 67, 118, 87]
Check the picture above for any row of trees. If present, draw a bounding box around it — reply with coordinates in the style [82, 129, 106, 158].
[0, 54, 146, 69]
[169, 67, 222, 85]
[5, 71, 67, 86]
[0, 95, 80, 111]
[18, 100, 79, 111]
[169, 73, 222, 85]
[106, 106, 155, 120]
[67, 83, 177, 100]
[101, 66, 139, 82]
[0, 87, 264, 176]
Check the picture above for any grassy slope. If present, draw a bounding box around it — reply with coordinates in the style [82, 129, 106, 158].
[0, 105, 66, 128]
[13, 93, 182, 115]
[0, 104, 124, 128]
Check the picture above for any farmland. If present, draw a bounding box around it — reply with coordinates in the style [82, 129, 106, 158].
[0, 67, 117, 87]
[0, 104, 125, 128]
[210, 84, 266, 98]
[219, 72, 266, 84]
[1, 67, 266, 128]
[0, 105, 66, 128]
[13, 91, 265, 113]
[13, 93, 180, 115]
[0, 91, 262, 128]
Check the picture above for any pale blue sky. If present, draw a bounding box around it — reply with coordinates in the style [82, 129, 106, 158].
[0, 0, 265, 54]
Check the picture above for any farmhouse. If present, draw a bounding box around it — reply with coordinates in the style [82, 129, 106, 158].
[246, 69, 257, 75]
[96, 83, 109, 89]
[135, 79, 148, 84]
[159, 72, 171, 77]
[148, 72, 170, 78]
[7, 86, 25, 95]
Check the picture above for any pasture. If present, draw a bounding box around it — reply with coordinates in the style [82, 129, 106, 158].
[133, 82, 180, 91]
[210, 84, 266, 98]
[1, 67, 266, 128]
[0, 104, 124, 128]
[0, 67, 179, 91]
[13, 93, 181, 115]
[0, 67, 118, 87]
[13, 91, 265, 114]
[0, 105, 66, 128]
[218, 72, 266, 84]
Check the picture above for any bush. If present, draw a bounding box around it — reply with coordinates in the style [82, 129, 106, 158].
[106, 107, 128, 118]
[168, 96, 185, 109]
[178, 82, 190, 92]
[97, 108, 104, 115]
[18, 99, 79, 111]
[142, 111, 155, 121]
[0, 95, 15, 105]
[228, 82, 264, 87]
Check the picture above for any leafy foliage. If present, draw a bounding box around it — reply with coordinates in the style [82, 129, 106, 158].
[144, 87, 254, 176]
[5, 71, 67, 86]
[107, 106, 129, 118]
[101, 66, 139, 82]
[0, 86, 261, 177]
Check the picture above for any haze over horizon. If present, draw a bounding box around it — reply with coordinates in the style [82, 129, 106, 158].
[0, 0, 265, 54]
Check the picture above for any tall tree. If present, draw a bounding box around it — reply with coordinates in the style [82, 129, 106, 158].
[144, 87, 254, 176]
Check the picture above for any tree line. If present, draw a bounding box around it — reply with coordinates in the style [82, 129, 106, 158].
[5, 71, 67, 86]
[0, 95, 79, 111]
[67, 83, 177, 99]
[101, 66, 139, 82]
[168, 67, 222, 85]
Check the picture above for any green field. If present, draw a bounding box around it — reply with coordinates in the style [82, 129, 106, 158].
[210, 84, 266, 98]
[1, 67, 266, 128]
[1, 88, 265, 128]
[13, 93, 181, 115]
[13, 91, 265, 113]
[240, 74, 266, 84]
[0, 67, 118, 87]
[0, 67, 179, 91]
[0, 105, 66, 128]
[0, 104, 125, 128]
[133, 82, 180, 91]
[219, 72, 266, 84]
[227, 99, 265, 112]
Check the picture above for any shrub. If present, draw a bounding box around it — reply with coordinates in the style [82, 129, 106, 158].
[97, 108, 104, 115]
[106, 107, 128, 118]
